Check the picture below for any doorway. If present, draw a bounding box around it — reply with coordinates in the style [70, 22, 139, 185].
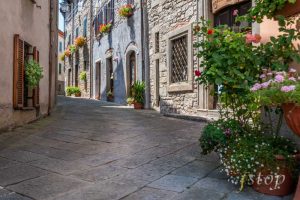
[106, 57, 114, 101]
[155, 59, 160, 107]
[128, 51, 136, 96]
[95, 61, 101, 100]
[68, 69, 71, 86]
[75, 64, 79, 87]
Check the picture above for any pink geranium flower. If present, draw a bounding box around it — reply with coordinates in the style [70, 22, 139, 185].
[281, 85, 296, 92]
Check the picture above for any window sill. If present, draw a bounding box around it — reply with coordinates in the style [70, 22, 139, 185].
[167, 82, 193, 93]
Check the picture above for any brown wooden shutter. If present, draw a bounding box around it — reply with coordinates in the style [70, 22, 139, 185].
[13, 34, 24, 109]
[33, 47, 40, 107]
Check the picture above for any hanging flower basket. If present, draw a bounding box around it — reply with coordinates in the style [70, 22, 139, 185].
[119, 4, 134, 18]
[69, 45, 77, 54]
[75, 36, 86, 48]
[99, 23, 112, 34]
[64, 48, 71, 57]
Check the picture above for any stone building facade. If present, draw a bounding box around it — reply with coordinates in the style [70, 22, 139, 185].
[63, 0, 93, 98]
[57, 30, 65, 95]
[92, 0, 145, 104]
[0, 0, 58, 130]
[147, 0, 211, 116]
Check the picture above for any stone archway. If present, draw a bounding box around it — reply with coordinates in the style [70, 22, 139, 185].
[124, 43, 139, 97]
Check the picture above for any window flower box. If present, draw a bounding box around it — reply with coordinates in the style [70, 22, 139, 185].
[99, 23, 112, 34]
[119, 4, 134, 18]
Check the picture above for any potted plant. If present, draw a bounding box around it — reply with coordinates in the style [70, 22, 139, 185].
[221, 132, 299, 196]
[79, 71, 87, 82]
[251, 69, 300, 137]
[25, 59, 43, 88]
[119, 4, 134, 18]
[99, 23, 112, 34]
[131, 81, 145, 109]
[75, 36, 86, 48]
[107, 91, 114, 102]
[126, 97, 134, 105]
[73, 87, 81, 97]
[66, 86, 73, 96]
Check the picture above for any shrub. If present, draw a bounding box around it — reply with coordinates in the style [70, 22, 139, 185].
[66, 86, 81, 96]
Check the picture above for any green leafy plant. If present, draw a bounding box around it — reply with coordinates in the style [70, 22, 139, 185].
[25, 59, 43, 88]
[80, 71, 87, 82]
[200, 119, 242, 155]
[126, 97, 134, 105]
[132, 81, 145, 104]
[119, 4, 134, 18]
[194, 18, 261, 125]
[107, 90, 113, 97]
[99, 23, 112, 34]
[66, 86, 81, 96]
[69, 45, 77, 54]
[242, 0, 297, 23]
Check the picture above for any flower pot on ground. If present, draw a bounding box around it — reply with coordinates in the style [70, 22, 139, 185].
[252, 160, 294, 196]
[131, 81, 145, 110]
[99, 23, 112, 34]
[282, 103, 300, 137]
[66, 86, 81, 97]
[126, 97, 134, 105]
[107, 91, 114, 102]
[119, 4, 134, 18]
[75, 36, 86, 48]
[276, 0, 300, 18]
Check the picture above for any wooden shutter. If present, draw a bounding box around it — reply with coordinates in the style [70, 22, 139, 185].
[13, 34, 24, 109]
[33, 47, 40, 108]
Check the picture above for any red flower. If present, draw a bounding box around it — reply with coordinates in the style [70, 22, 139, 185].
[195, 70, 201, 77]
[207, 29, 214, 35]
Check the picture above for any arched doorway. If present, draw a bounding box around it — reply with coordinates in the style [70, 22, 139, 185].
[128, 51, 136, 96]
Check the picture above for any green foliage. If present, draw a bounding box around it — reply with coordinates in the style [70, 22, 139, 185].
[69, 45, 77, 54]
[241, 0, 297, 23]
[25, 59, 43, 88]
[126, 97, 134, 105]
[80, 71, 87, 82]
[132, 81, 145, 104]
[256, 17, 300, 71]
[199, 119, 242, 155]
[66, 86, 81, 96]
[221, 133, 298, 188]
[107, 90, 113, 97]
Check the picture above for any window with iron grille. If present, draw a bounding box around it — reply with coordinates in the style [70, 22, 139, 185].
[155, 32, 159, 53]
[170, 35, 188, 83]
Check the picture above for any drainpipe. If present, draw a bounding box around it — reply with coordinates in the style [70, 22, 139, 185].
[141, 0, 150, 109]
[89, 0, 94, 99]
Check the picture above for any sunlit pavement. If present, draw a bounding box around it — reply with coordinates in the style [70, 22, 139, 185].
[0, 97, 294, 200]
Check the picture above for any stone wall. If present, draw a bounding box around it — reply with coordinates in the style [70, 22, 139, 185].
[147, 0, 205, 115]
[65, 0, 92, 98]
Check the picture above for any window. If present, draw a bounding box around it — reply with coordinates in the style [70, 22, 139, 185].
[167, 25, 193, 92]
[155, 32, 159, 53]
[84, 61, 88, 71]
[68, 34, 71, 46]
[83, 16, 88, 37]
[105, 0, 114, 24]
[170, 35, 188, 83]
[59, 63, 62, 75]
[13, 34, 40, 109]
[214, 1, 251, 31]
[127, 0, 134, 4]
[59, 42, 62, 52]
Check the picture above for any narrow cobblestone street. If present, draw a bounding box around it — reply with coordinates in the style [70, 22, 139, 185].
[0, 97, 294, 200]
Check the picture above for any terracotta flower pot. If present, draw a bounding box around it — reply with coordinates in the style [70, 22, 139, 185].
[276, 0, 300, 17]
[107, 96, 114, 102]
[134, 102, 143, 109]
[75, 93, 81, 97]
[282, 103, 300, 137]
[252, 167, 294, 196]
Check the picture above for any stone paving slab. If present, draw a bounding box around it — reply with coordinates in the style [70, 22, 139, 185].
[121, 187, 177, 200]
[148, 175, 198, 192]
[0, 149, 47, 163]
[172, 187, 226, 200]
[7, 174, 91, 200]
[0, 164, 48, 186]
